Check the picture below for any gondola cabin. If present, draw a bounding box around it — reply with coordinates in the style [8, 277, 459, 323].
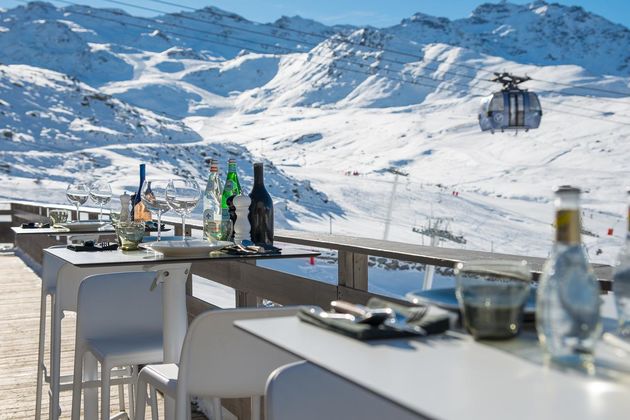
[478, 73, 542, 133]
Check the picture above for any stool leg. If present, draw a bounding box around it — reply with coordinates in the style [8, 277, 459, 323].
[134, 374, 148, 420]
[101, 363, 111, 420]
[71, 345, 85, 420]
[250, 396, 261, 420]
[35, 290, 47, 420]
[118, 381, 125, 413]
[84, 352, 98, 420]
[49, 295, 62, 420]
[127, 366, 137, 420]
[212, 398, 223, 420]
[150, 387, 159, 420]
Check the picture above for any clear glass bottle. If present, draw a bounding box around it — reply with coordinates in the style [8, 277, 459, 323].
[202, 160, 222, 240]
[536, 185, 601, 366]
[613, 189, 630, 336]
[221, 158, 241, 224]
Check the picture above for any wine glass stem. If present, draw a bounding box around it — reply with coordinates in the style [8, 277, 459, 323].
[99, 204, 103, 222]
[75, 203, 80, 221]
[181, 215, 186, 239]
[157, 211, 162, 241]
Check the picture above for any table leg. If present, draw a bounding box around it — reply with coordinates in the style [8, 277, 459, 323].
[157, 265, 190, 420]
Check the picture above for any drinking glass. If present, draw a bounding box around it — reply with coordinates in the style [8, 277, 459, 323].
[49, 209, 69, 227]
[455, 260, 532, 340]
[166, 179, 201, 239]
[89, 180, 112, 222]
[141, 179, 170, 241]
[66, 183, 89, 221]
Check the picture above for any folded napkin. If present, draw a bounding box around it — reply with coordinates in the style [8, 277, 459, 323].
[298, 307, 408, 340]
[144, 221, 167, 232]
[298, 299, 453, 341]
[222, 244, 282, 256]
[21, 222, 50, 229]
[366, 297, 455, 335]
[67, 242, 118, 252]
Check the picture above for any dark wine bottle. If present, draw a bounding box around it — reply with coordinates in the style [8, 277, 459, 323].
[248, 163, 274, 245]
[130, 163, 145, 220]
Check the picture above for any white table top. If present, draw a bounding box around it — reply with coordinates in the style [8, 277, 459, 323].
[236, 296, 630, 420]
[12, 226, 116, 235]
[44, 245, 318, 267]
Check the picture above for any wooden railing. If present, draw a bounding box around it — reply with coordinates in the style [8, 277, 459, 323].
[1, 199, 615, 418]
[2, 200, 614, 299]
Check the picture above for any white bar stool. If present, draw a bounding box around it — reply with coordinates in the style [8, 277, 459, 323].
[266, 361, 423, 420]
[135, 307, 301, 420]
[70, 271, 165, 420]
[38, 250, 146, 420]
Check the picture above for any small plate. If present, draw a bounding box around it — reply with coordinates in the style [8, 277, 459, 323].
[57, 221, 108, 232]
[405, 287, 537, 315]
[144, 239, 232, 257]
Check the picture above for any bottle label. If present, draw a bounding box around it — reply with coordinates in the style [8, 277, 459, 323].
[133, 202, 152, 222]
[556, 210, 580, 244]
[225, 180, 233, 194]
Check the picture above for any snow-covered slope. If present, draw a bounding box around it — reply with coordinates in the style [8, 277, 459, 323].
[1, 1, 629, 267]
[0, 64, 196, 152]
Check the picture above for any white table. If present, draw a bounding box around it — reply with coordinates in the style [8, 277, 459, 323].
[235, 296, 630, 420]
[42, 246, 317, 420]
[11, 226, 116, 236]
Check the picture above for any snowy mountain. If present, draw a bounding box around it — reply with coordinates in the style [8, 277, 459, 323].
[1, 1, 630, 268]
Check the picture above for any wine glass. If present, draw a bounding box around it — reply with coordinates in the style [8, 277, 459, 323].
[89, 180, 112, 222]
[141, 179, 170, 241]
[66, 183, 89, 221]
[166, 179, 201, 240]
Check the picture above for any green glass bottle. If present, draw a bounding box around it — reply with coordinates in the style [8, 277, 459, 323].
[221, 158, 241, 222]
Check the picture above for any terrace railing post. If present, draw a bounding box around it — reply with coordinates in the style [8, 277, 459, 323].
[235, 260, 262, 307]
[338, 250, 368, 292]
[173, 222, 192, 238]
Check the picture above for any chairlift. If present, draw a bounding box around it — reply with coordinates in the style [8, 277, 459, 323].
[478, 72, 542, 133]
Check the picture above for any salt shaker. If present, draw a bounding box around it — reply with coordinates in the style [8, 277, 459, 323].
[119, 193, 131, 222]
[232, 193, 251, 244]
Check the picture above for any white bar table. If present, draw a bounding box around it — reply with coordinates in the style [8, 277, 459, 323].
[236, 297, 630, 420]
[11, 226, 116, 236]
[43, 246, 317, 420]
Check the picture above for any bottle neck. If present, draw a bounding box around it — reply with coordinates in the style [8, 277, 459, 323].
[254, 164, 264, 186]
[555, 209, 581, 245]
[228, 163, 237, 174]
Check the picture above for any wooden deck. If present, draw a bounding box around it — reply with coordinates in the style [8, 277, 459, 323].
[0, 252, 208, 419]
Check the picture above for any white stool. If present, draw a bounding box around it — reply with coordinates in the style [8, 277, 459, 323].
[266, 361, 422, 420]
[135, 307, 301, 420]
[70, 271, 165, 420]
[38, 248, 125, 420]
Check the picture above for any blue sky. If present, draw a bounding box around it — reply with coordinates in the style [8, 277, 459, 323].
[5, 0, 630, 28]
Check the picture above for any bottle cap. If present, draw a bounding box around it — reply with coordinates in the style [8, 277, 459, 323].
[233, 193, 251, 209]
[553, 185, 581, 195]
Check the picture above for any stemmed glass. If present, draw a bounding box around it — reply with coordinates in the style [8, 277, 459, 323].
[66, 183, 90, 221]
[166, 179, 201, 240]
[141, 179, 170, 241]
[89, 180, 112, 222]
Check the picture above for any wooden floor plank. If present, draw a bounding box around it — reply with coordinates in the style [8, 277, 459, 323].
[0, 253, 208, 420]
